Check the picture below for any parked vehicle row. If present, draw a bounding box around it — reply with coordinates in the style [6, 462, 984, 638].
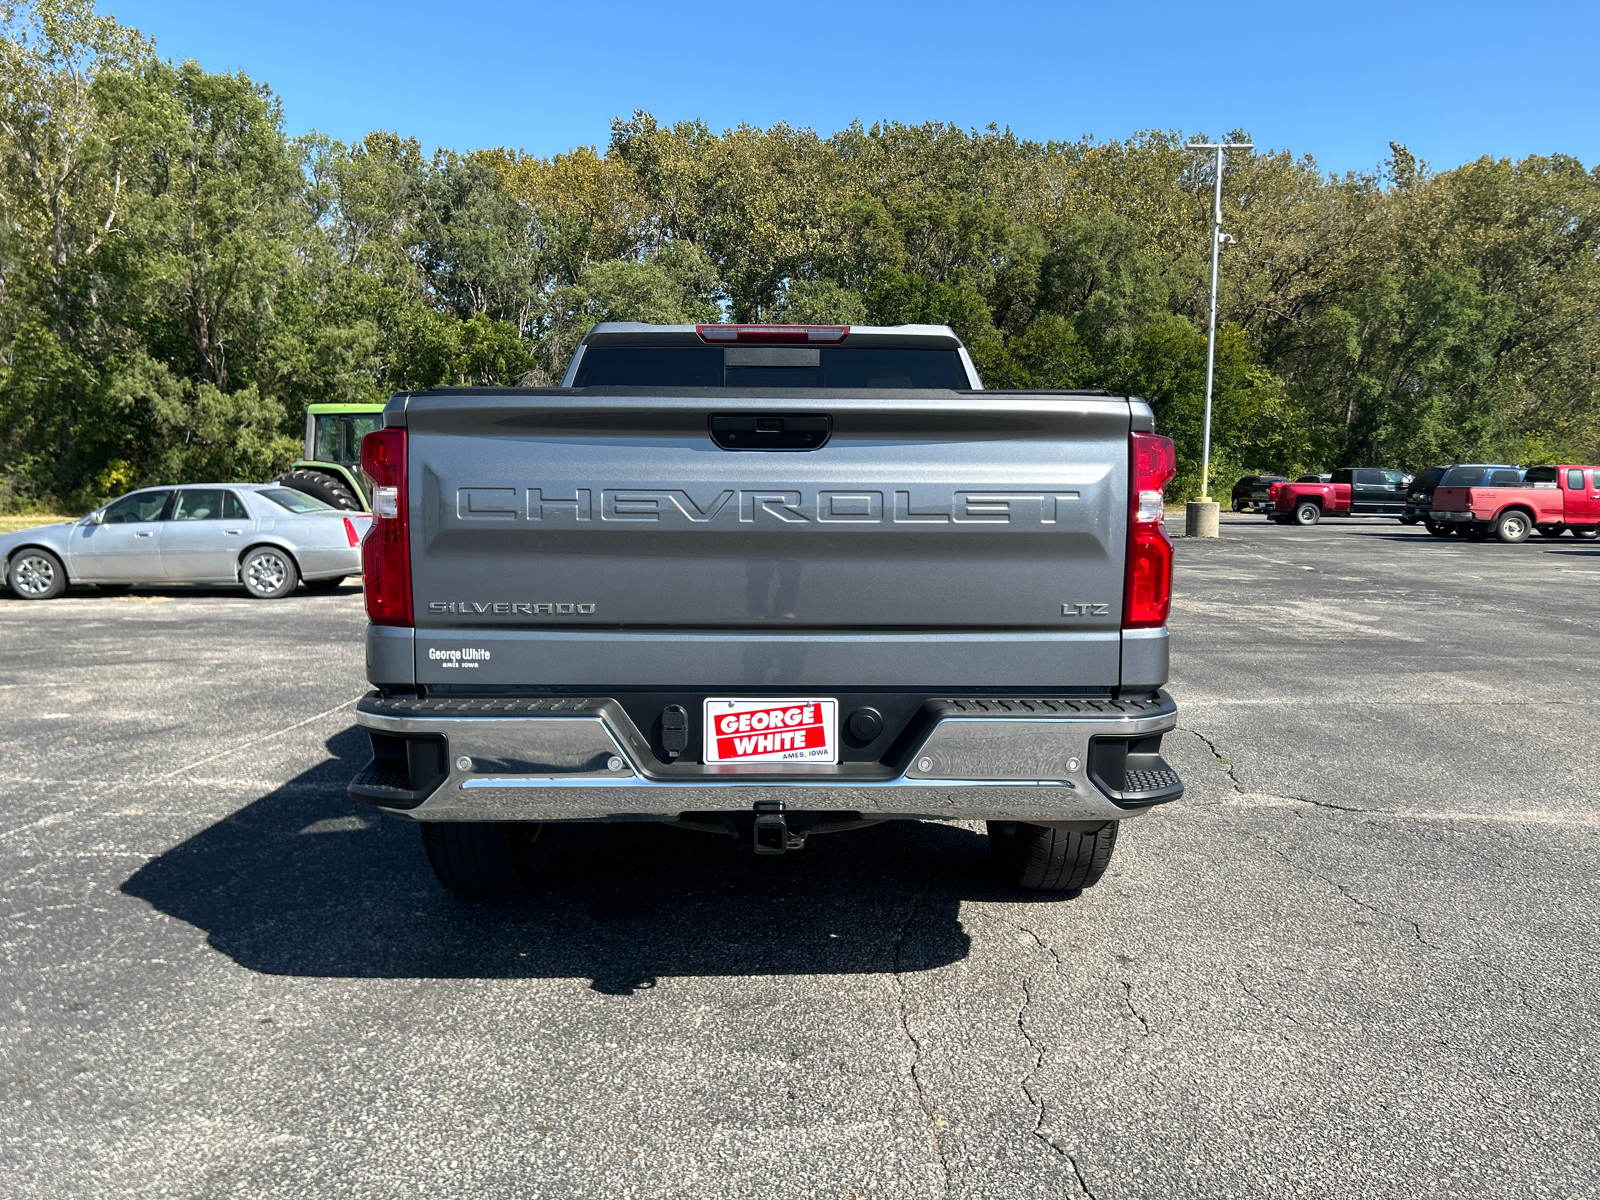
[0, 484, 370, 600]
[1256, 468, 1413, 523]
[1233, 462, 1600, 543]
[1429, 465, 1600, 542]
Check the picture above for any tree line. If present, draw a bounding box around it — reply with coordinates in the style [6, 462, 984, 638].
[4, 0, 1598, 511]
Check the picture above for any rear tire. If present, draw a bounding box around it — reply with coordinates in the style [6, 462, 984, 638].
[1493, 510, 1532, 544]
[987, 821, 1118, 892]
[1573, 527, 1598, 540]
[274, 468, 362, 512]
[6, 548, 67, 600]
[1293, 501, 1321, 526]
[240, 546, 299, 599]
[1425, 520, 1454, 537]
[420, 822, 551, 894]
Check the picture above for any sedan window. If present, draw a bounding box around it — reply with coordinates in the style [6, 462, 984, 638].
[223, 491, 250, 520]
[172, 489, 225, 520]
[258, 487, 336, 514]
[102, 491, 171, 523]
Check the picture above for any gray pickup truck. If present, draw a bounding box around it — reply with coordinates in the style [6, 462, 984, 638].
[349, 322, 1183, 894]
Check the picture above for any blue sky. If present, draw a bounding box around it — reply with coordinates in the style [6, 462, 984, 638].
[106, 0, 1598, 176]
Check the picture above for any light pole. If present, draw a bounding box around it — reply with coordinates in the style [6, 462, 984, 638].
[1187, 140, 1252, 508]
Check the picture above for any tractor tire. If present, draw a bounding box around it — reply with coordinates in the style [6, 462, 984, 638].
[987, 820, 1119, 892]
[275, 468, 362, 512]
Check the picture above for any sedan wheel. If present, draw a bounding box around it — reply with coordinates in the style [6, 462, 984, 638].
[241, 547, 299, 599]
[7, 549, 68, 600]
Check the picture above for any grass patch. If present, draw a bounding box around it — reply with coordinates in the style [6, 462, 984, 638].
[0, 514, 76, 534]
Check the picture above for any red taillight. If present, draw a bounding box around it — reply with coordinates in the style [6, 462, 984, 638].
[1125, 432, 1176, 628]
[1268, 482, 1281, 498]
[695, 324, 849, 344]
[360, 427, 412, 627]
[342, 517, 360, 547]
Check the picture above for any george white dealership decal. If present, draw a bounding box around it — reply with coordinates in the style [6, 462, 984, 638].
[428, 647, 492, 670]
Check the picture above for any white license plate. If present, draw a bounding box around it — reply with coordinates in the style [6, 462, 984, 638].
[703, 698, 838, 764]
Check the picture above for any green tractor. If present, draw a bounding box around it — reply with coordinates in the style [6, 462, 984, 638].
[274, 403, 386, 512]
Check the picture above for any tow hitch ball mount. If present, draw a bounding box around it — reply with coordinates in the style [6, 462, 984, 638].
[752, 801, 805, 855]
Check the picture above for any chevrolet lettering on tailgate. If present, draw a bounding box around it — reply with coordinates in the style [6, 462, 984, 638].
[456, 486, 1083, 525]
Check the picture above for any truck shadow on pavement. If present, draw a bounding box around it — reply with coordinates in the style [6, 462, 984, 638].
[119, 728, 1029, 992]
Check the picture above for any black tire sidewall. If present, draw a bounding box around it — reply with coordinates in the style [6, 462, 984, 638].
[986, 820, 1118, 891]
[1495, 512, 1531, 543]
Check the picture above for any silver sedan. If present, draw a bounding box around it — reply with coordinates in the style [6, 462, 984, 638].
[0, 484, 371, 601]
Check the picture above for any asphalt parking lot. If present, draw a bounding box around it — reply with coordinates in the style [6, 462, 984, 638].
[3, 514, 1598, 1199]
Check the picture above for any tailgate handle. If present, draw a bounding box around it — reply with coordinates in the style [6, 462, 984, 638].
[709, 414, 831, 451]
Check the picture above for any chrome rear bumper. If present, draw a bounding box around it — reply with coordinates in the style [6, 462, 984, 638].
[350, 692, 1183, 823]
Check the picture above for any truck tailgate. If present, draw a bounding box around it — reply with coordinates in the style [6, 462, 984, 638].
[398, 390, 1141, 688]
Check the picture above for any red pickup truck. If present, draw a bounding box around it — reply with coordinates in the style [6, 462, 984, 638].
[1266, 467, 1411, 525]
[1430, 464, 1600, 542]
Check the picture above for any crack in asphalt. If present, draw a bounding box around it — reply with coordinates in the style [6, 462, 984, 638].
[890, 883, 950, 1195]
[1013, 927, 1100, 1200]
[1236, 968, 1302, 1028]
[1180, 724, 1246, 794]
[1120, 981, 1152, 1035]
[1177, 725, 1376, 813]
[1259, 838, 1444, 950]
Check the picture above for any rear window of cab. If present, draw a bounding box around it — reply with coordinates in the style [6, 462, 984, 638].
[572, 346, 970, 389]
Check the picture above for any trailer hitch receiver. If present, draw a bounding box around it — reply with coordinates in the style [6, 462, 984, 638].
[752, 802, 805, 854]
